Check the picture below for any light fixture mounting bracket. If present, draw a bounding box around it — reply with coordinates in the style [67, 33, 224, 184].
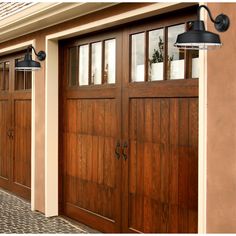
[214, 14, 230, 32]
[197, 5, 230, 33]
[37, 51, 46, 61]
[27, 45, 46, 61]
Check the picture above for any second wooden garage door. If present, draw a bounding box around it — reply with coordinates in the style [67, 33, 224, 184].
[0, 52, 31, 200]
[59, 8, 198, 233]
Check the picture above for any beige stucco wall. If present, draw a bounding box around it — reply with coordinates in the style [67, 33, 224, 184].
[207, 3, 236, 233]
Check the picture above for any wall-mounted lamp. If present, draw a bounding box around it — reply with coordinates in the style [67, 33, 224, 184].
[15, 45, 46, 71]
[174, 5, 230, 50]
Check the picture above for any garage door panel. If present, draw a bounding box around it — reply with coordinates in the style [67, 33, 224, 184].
[0, 53, 31, 200]
[127, 97, 198, 233]
[13, 99, 31, 189]
[63, 98, 120, 226]
[0, 99, 10, 180]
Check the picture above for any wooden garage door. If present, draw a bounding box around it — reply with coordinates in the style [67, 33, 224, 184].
[60, 7, 198, 233]
[0, 53, 31, 200]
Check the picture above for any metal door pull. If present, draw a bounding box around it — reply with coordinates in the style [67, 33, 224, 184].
[122, 142, 128, 161]
[115, 141, 120, 160]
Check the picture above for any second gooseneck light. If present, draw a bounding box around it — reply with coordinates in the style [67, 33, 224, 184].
[15, 45, 46, 71]
[174, 5, 230, 50]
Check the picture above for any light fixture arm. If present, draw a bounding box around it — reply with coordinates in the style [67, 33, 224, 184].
[197, 5, 218, 24]
[197, 4, 230, 32]
[26, 45, 46, 61]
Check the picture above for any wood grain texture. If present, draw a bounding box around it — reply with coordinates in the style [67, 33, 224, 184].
[59, 8, 198, 233]
[62, 98, 120, 231]
[13, 99, 31, 189]
[0, 53, 31, 200]
[127, 98, 198, 233]
[0, 100, 10, 180]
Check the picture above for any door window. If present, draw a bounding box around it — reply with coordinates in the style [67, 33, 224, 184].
[104, 39, 116, 84]
[79, 45, 89, 86]
[168, 24, 185, 80]
[91, 42, 102, 85]
[148, 29, 164, 81]
[68, 47, 77, 87]
[130, 23, 199, 82]
[0, 61, 9, 91]
[131, 33, 145, 82]
[190, 50, 199, 78]
[68, 39, 116, 87]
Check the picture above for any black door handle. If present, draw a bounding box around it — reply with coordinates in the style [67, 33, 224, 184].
[7, 130, 11, 138]
[115, 141, 120, 160]
[7, 129, 14, 139]
[122, 142, 128, 161]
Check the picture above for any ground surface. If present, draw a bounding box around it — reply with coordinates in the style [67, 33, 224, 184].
[0, 188, 98, 234]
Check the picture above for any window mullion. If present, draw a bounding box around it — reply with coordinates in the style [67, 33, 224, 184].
[89, 44, 92, 85]
[145, 31, 149, 82]
[2, 63, 5, 90]
[102, 40, 105, 84]
[163, 27, 168, 80]
[77, 46, 79, 86]
[184, 22, 189, 79]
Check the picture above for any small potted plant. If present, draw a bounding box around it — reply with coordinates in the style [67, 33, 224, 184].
[149, 37, 164, 81]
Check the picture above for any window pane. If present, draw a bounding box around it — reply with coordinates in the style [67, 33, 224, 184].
[191, 50, 199, 78]
[79, 45, 89, 86]
[15, 58, 25, 90]
[25, 71, 32, 89]
[104, 39, 116, 84]
[4, 62, 9, 90]
[168, 24, 185, 80]
[131, 33, 145, 82]
[0, 63, 4, 90]
[69, 47, 77, 86]
[91, 42, 102, 85]
[148, 29, 164, 81]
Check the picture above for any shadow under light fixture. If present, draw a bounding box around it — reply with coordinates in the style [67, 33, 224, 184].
[15, 45, 46, 71]
[174, 5, 230, 50]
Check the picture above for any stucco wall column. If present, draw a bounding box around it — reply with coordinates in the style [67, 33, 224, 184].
[207, 3, 236, 233]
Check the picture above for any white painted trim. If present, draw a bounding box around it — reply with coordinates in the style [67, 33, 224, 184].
[198, 2, 207, 233]
[0, 40, 34, 55]
[46, 2, 195, 41]
[0, 39, 36, 211]
[0, 3, 118, 43]
[31, 41, 36, 211]
[45, 39, 59, 217]
[198, 50, 207, 233]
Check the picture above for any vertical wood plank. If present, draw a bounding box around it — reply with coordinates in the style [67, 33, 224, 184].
[168, 98, 179, 232]
[178, 98, 189, 233]
[143, 99, 153, 233]
[188, 98, 198, 232]
[135, 99, 144, 232]
[160, 99, 170, 199]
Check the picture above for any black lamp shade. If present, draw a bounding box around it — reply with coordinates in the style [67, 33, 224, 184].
[15, 54, 41, 71]
[174, 20, 222, 50]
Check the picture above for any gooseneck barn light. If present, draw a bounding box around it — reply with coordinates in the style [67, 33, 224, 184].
[15, 45, 46, 71]
[174, 5, 230, 50]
